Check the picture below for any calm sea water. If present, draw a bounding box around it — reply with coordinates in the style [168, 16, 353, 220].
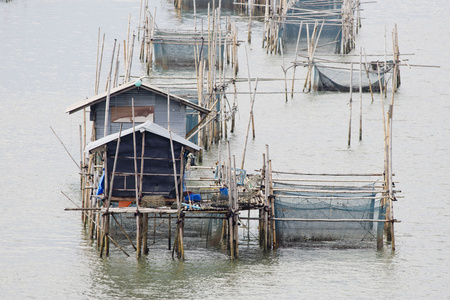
[1, 0, 450, 299]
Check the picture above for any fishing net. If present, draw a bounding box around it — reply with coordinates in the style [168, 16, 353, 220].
[313, 62, 391, 92]
[153, 30, 226, 68]
[273, 180, 387, 245]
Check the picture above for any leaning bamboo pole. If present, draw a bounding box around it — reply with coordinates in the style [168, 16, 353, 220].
[244, 45, 256, 139]
[241, 78, 258, 170]
[131, 98, 144, 258]
[62, 191, 130, 257]
[167, 91, 184, 259]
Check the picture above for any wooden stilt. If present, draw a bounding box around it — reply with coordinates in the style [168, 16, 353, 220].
[143, 213, 149, 255]
[168, 215, 172, 250]
[136, 212, 142, 258]
[269, 160, 276, 249]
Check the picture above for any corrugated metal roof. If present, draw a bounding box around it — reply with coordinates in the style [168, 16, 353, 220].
[85, 121, 201, 152]
[66, 80, 210, 114]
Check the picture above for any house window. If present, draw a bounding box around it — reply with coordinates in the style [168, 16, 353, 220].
[111, 106, 154, 123]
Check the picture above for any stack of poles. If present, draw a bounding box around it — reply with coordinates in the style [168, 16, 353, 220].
[340, 0, 356, 54]
[198, 3, 239, 153]
[303, 21, 323, 92]
[136, 2, 240, 155]
[138, 3, 156, 75]
[262, 0, 353, 55]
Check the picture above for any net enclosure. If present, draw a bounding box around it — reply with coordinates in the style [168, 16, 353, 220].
[272, 172, 391, 245]
[312, 61, 395, 92]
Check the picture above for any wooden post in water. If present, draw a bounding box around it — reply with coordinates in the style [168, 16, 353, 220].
[99, 150, 109, 257]
[348, 63, 353, 148]
[168, 91, 184, 259]
[132, 98, 143, 258]
[247, 0, 252, 43]
[143, 213, 149, 255]
[259, 152, 265, 246]
[264, 145, 270, 250]
[387, 37, 398, 250]
[233, 155, 239, 258]
[227, 142, 235, 259]
[269, 159, 276, 249]
[168, 215, 172, 250]
[359, 48, 363, 141]
[291, 21, 303, 98]
[281, 43, 288, 102]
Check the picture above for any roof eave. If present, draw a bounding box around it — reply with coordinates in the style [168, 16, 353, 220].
[66, 81, 211, 115]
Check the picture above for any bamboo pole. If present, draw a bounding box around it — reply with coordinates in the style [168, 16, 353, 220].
[125, 33, 136, 82]
[259, 152, 265, 246]
[50, 126, 80, 170]
[303, 23, 311, 92]
[131, 97, 143, 258]
[241, 78, 258, 170]
[84, 155, 94, 228]
[227, 141, 234, 259]
[248, 0, 252, 43]
[387, 29, 398, 250]
[61, 191, 130, 257]
[359, 48, 363, 141]
[143, 213, 149, 254]
[168, 91, 184, 259]
[103, 39, 117, 137]
[95, 32, 105, 95]
[361, 49, 375, 102]
[291, 21, 303, 98]
[264, 144, 270, 250]
[262, 0, 269, 48]
[348, 62, 353, 148]
[244, 45, 256, 139]
[112, 213, 136, 250]
[280, 42, 288, 102]
[269, 159, 276, 249]
[168, 215, 172, 250]
[233, 155, 239, 258]
[113, 43, 120, 88]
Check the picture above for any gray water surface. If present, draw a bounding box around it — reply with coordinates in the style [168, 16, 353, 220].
[1, 0, 449, 298]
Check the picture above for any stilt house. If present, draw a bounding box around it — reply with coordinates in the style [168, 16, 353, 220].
[66, 80, 210, 142]
[85, 121, 200, 207]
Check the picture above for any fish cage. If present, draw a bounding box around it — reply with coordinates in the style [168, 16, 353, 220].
[270, 171, 398, 248]
[312, 61, 394, 92]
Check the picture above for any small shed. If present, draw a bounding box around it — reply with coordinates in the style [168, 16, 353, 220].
[85, 121, 200, 204]
[66, 80, 210, 141]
